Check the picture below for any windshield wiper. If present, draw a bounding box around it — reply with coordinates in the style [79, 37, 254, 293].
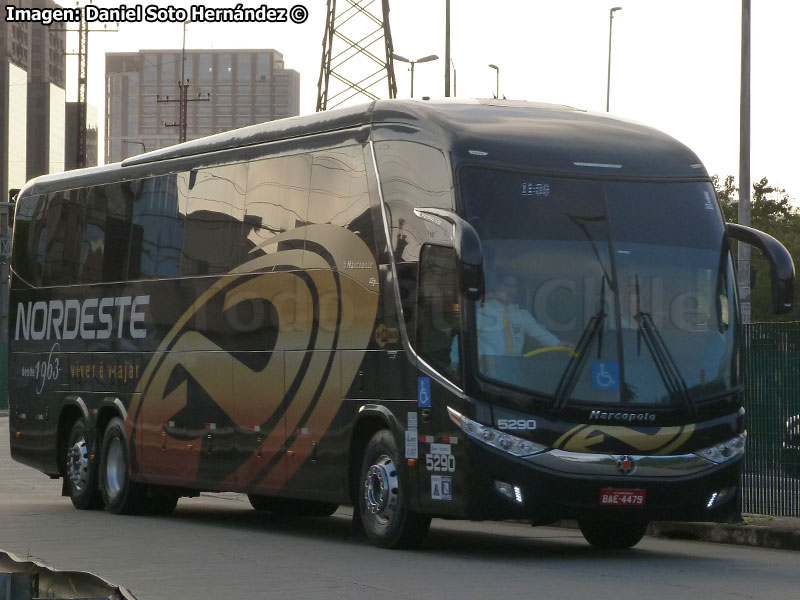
[552, 275, 608, 412]
[633, 276, 696, 416]
[550, 214, 617, 412]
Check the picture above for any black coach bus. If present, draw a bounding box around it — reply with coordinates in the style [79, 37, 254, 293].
[8, 99, 794, 549]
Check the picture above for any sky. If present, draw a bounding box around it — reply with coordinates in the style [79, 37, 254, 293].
[65, 0, 800, 201]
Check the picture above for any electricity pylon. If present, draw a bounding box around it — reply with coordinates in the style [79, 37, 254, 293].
[316, 0, 398, 111]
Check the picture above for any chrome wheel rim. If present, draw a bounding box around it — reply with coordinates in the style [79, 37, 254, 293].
[67, 438, 90, 492]
[104, 437, 126, 499]
[363, 455, 398, 523]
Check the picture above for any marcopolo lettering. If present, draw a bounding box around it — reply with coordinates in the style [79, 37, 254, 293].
[589, 410, 656, 423]
[15, 296, 149, 341]
[343, 260, 373, 270]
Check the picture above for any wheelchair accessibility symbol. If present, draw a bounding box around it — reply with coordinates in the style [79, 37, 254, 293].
[592, 361, 619, 391]
[418, 377, 431, 408]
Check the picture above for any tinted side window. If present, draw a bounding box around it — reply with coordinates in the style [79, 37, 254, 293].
[76, 182, 135, 284]
[132, 174, 183, 278]
[102, 182, 136, 281]
[307, 145, 375, 256]
[12, 194, 47, 287]
[179, 164, 247, 276]
[374, 141, 453, 263]
[374, 141, 454, 345]
[78, 188, 104, 283]
[242, 153, 311, 269]
[15, 184, 135, 287]
[417, 245, 462, 383]
[43, 190, 85, 286]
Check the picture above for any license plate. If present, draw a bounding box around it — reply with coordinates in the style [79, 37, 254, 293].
[600, 488, 646, 506]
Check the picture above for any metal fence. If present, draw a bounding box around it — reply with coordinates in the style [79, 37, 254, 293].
[742, 322, 800, 516]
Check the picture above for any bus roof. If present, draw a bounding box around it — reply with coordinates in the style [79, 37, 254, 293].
[368, 99, 707, 180]
[19, 99, 707, 197]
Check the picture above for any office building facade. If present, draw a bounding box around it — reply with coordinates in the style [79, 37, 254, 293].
[105, 49, 300, 163]
[1, 11, 32, 202]
[0, 0, 67, 202]
[26, 0, 67, 181]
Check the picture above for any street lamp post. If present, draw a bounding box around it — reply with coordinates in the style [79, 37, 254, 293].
[445, 0, 450, 97]
[606, 6, 622, 112]
[488, 64, 499, 98]
[392, 53, 439, 98]
[739, 0, 751, 324]
[451, 59, 457, 97]
[122, 139, 147, 155]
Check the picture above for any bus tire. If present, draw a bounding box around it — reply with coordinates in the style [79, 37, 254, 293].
[99, 417, 143, 515]
[65, 418, 103, 510]
[578, 518, 648, 549]
[248, 495, 338, 517]
[141, 487, 179, 516]
[358, 430, 430, 549]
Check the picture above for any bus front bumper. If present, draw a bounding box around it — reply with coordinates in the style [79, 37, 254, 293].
[461, 440, 742, 524]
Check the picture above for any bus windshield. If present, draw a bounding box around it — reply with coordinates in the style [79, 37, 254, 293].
[459, 167, 738, 407]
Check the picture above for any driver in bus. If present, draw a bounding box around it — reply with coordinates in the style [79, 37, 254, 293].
[450, 272, 567, 368]
[476, 272, 564, 355]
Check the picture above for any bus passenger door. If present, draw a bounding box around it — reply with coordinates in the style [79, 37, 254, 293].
[379, 263, 420, 402]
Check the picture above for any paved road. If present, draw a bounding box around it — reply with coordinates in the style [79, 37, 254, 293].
[1, 417, 799, 600]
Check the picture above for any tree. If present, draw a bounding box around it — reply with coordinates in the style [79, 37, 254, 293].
[712, 174, 737, 222]
[714, 175, 800, 322]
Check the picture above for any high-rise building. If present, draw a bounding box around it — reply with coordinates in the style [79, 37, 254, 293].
[0, 0, 66, 202]
[1, 8, 32, 202]
[105, 49, 300, 164]
[27, 0, 67, 181]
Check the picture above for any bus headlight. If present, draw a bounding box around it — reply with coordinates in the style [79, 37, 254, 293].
[447, 407, 547, 458]
[694, 433, 746, 464]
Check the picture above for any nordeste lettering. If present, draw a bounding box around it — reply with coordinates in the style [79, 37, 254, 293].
[15, 296, 149, 341]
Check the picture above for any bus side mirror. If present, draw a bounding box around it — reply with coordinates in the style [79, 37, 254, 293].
[413, 208, 484, 300]
[726, 223, 795, 314]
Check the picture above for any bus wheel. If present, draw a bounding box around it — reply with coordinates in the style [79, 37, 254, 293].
[578, 518, 648, 549]
[358, 430, 430, 549]
[248, 495, 338, 517]
[141, 487, 179, 516]
[65, 418, 102, 510]
[100, 417, 143, 515]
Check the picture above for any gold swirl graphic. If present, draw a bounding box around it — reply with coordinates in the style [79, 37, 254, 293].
[129, 224, 379, 491]
[554, 423, 696, 455]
